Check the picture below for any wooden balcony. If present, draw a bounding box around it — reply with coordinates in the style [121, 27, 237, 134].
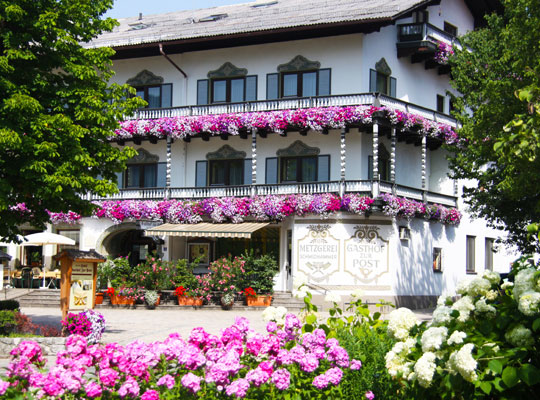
[84, 180, 457, 208]
[396, 23, 460, 74]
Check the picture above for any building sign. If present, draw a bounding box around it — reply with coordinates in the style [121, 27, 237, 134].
[69, 262, 94, 310]
[344, 225, 389, 284]
[297, 224, 340, 283]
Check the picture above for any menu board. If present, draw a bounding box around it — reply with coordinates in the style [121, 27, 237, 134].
[69, 262, 94, 309]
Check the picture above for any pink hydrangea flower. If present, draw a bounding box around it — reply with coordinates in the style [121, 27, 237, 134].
[141, 389, 160, 400]
[181, 372, 201, 393]
[157, 374, 175, 389]
[271, 369, 291, 390]
[225, 378, 250, 398]
[366, 390, 375, 399]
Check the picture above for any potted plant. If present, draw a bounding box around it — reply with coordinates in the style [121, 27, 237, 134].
[174, 286, 204, 306]
[220, 291, 235, 310]
[243, 286, 272, 307]
[240, 251, 279, 306]
[134, 254, 174, 308]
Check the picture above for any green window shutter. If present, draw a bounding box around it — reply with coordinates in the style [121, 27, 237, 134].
[390, 77, 397, 97]
[317, 155, 330, 181]
[244, 158, 253, 184]
[369, 69, 377, 92]
[318, 69, 331, 96]
[245, 76, 257, 101]
[195, 160, 208, 187]
[265, 157, 278, 184]
[266, 73, 279, 100]
[161, 84, 172, 107]
[367, 155, 373, 179]
[157, 162, 167, 187]
[197, 80, 209, 105]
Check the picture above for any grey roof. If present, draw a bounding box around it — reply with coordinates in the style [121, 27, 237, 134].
[87, 0, 430, 49]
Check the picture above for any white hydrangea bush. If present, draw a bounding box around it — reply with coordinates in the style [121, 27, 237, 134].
[385, 257, 540, 398]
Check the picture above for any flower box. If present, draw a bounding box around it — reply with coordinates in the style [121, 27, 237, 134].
[246, 295, 272, 307]
[177, 296, 203, 306]
[94, 292, 104, 305]
[110, 294, 134, 306]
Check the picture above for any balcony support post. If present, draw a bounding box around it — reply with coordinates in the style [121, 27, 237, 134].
[339, 127, 347, 197]
[165, 136, 172, 199]
[372, 114, 383, 198]
[421, 133, 427, 203]
[251, 128, 257, 197]
[390, 126, 397, 195]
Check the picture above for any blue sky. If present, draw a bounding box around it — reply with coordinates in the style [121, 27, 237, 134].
[105, 0, 247, 19]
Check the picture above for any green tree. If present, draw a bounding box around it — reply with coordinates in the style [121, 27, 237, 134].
[0, 0, 144, 240]
[449, 0, 540, 252]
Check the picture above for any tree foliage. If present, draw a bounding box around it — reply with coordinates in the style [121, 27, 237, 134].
[0, 0, 144, 240]
[449, 0, 540, 252]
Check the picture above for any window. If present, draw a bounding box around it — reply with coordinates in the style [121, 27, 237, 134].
[134, 84, 172, 108]
[368, 144, 391, 181]
[57, 230, 80, 252]
[197, 62, 257, 105]
[443, 21, 458, 36]
[485, 238, 495, 271]
[369, 58, 396, 97]
[266, 55, 330, 99]
[209, 159, 244, 186]
[126, 70, 172, 109]
[210, 76, 257, 103]
[433, 247, 442, 272]
[412, 10, 429, 23]
[195, 145, 251, 187]
[437, 95, 445, 113]
[466, 235, 476, 273]
[120, 149, 166, 189]
[280, 156, 317, 182]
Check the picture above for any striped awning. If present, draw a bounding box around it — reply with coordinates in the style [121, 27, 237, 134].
[144, 222, 269, 239]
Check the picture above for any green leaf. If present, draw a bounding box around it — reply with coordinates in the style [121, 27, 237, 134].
[532, 318, 540, 332]
[488, 359, 503, 375]
[479, 381, 492, 395]
[502, 366, 519, 388]
[306, 314, 317, 325]
[519, 364, 540, 386]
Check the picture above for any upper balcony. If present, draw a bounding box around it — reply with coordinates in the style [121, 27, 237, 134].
[396, 23, 460, 74]
[123, 92, 456, 127]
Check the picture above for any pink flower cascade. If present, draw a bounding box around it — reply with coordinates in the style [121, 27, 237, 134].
[2, 316, 363, 398]
[434, 41, 455, 64]
[42, 193, 461, 225]
[115, 105, 459, 145]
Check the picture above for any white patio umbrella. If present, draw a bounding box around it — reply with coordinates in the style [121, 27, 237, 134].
[23, 232, 75, 289]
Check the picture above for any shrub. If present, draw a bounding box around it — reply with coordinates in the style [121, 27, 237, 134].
[384, 256, 540, 399]
[1, 314, 362, 399]
[240, 250, 279, 295]
[0, 310, 17, 335]
[134, 254, 175, 291]
[0, 300, 20, 311]
[98, 256, 133, 290]
[14, 312, 38, 334]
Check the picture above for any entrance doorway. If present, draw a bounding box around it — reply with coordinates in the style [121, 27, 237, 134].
[102, 229, 160, 267]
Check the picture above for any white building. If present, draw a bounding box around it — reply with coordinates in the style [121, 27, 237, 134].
[6, 0, 515, 306]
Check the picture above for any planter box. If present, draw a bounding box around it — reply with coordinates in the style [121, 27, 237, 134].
[246, 295, 272, 307]
[110, 294, 134, 306]
[95, 293, 104, 305]
[177, 296, 203, 306]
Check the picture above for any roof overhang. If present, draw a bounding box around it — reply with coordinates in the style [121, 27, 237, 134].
[145, 222, 270, 239]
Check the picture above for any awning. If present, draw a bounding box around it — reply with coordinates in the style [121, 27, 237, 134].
[144, 222, 270, 239]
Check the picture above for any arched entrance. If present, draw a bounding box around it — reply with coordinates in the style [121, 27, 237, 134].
[99, 224, 160, 267]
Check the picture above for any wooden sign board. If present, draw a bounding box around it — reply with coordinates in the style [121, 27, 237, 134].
[54, 250, 104, 320]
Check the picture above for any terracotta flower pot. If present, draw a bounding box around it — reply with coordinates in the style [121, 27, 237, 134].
[94, 292, 104, 305]
[177, 296, 203, 306]
[110, 294, 134, 306]
[246, 295, 272, 307]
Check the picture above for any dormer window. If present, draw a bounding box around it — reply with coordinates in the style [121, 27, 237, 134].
[267, 55, 331, 99]
[369, 58, 396, 97]
[197, 62, 257, 105]
[127, 70, 172, 108]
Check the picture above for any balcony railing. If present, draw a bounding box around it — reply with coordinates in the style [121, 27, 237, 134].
[397, 22, 461, 49]
[84, 180, 458, 207]
[125, 93, 456, 128]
